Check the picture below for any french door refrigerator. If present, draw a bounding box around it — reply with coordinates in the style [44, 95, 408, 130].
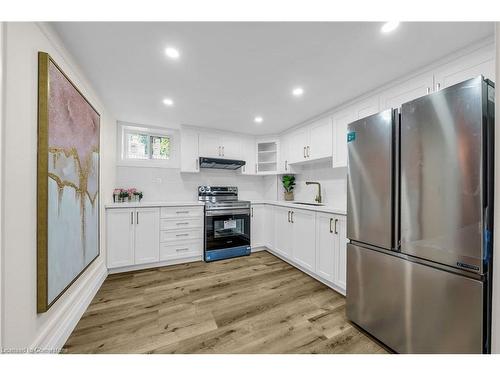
[346, 76, 494, 354]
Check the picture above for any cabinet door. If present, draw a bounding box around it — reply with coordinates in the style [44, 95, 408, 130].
[332, 109, 355, 168]
[180, 128, 200, 173]
[334, 215, 347, 290]
[379, 73, 434, 110]
[288, 128, 308, 164]
[241, 136, 256, 175]
[309, 117, 332, 161]
[107, 209, 135, 268]
[315, 212, 335, 282]
[221, 134, 242, 159]
[291, 209, 316, 272]
[354, 96, 379, 119]
[199, 132, 222, 158]
[134, 208, 160, 265]
[251, 205, 264, 248]
[264, 205, 275, 249]
[434, 46, 495, 90]
[273, 206, 292, 258]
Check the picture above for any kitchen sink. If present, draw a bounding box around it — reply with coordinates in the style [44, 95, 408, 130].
[290, 202, 325, 206]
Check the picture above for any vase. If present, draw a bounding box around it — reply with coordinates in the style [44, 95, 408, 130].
[284, 191, 294, 201]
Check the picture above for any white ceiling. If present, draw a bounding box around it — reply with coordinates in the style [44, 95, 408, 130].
[51, 22, 494, 135]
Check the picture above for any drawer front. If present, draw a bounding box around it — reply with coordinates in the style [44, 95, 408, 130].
[160, 217, 203, 231]
[160, 228, 202, 242]
[160, 240, 203, 261]
[160, 206, 204, 219]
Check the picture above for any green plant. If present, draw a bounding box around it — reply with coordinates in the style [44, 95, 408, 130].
[282, 175, 296, 193]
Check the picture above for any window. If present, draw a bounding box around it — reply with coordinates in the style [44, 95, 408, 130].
[125, 131, 171, 160]
[119, 123, 179, 168]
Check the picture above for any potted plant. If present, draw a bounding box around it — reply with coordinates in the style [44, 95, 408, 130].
[282, 175, 296, 201]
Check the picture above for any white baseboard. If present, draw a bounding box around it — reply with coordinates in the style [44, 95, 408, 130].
[30, 261, 108, 352]
[108, 256, 203, 274]
[251, 246, 266, 253]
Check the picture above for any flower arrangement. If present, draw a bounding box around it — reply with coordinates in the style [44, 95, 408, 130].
[113, 188, 143, 203]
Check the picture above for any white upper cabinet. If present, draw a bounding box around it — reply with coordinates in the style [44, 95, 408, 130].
[331, 108, 355, 169]
[434, 46, 495, 91]
[288, 116, 332, 164]
[379, 73, 434, 111]
[256, 138, 279, 175]
[180, 127, 200, 173]
[198, 132, 221, 158]
[308, 117, 333, 161]
[354, 96, 379, 119]
[241, 136, 257, 175]
[198, 131, 242, 159]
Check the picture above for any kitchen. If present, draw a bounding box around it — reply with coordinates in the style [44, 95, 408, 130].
[1, 13, 500, 366]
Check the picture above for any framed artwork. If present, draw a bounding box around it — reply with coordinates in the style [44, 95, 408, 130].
[37, 52, 100, 313]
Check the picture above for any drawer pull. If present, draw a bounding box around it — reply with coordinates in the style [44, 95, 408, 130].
[176, 233, 189, 237]
[176, 211, 189, 214]
[176, 222, 189, 225]
[176, 248, 189, 252]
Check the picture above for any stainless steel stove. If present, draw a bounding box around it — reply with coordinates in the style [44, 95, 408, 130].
[198, 186, 251, 262]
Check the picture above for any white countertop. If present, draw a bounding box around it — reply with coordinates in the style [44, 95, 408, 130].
[105, 201, 205, 209]
[105, 200, 346, 215]
[251, 200, 347, 215]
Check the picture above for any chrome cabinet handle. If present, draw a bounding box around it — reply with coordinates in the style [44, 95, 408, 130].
[303, 146, 306, 158]
[251, 207, 254, 217]
[285, 160, 288, 171]
[131, 212, 134, 225]
[176, 233, 189, 237]
[176, 247, 189, 252]
[176, 211, 189, 214]
[222, 146, 224, 156]
[176, 222, 189, 226]
[436, 82, 441, 91]
[307, 146, 310, 158]
[218, 146, 221, 156]
[334, 218, 338, 234]
[287, 211, 290, 223]
[329, 218, 333, 233]
[136, 212, 139, 224]
[291, 211, 294, 223]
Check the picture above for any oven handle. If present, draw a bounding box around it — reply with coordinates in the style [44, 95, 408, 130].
[205, 209, 250, 216]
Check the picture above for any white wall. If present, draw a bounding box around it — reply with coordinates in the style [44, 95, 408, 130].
[492, 23, 500, 354]
[276, 162, 347, 209]
[1, 22, 116, 351]
[117, 166, 268, 202]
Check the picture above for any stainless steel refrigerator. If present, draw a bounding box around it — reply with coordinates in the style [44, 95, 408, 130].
[346, 76, 495, 354]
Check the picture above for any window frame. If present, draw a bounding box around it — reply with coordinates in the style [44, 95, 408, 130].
[118, 122, 179, 168]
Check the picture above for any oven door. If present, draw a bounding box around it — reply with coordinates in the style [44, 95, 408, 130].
[205, 208, 250, 252]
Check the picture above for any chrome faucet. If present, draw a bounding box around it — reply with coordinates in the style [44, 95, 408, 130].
[305, 181, 322, 204]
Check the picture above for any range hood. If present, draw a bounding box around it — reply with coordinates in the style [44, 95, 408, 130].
[199, 157, 246, 170]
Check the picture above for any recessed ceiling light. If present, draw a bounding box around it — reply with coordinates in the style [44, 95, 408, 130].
[292, 87, 304, 97]
[165, 47, 180, 59]
[381, 21, 400, 34]
[163, 98, 174, 106]
[254, 116, 263, 124]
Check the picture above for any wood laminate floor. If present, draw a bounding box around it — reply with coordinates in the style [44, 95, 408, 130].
[63, 251, 387, 354]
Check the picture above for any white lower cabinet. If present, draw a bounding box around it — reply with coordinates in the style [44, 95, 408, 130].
[291, 209, 316, 272]
[134, 207, 160, 265]
[315, 212, 347, 289]
[107, 205, 203, 271]
[273, 206, 293, 258]
[252, 203, 347, 294]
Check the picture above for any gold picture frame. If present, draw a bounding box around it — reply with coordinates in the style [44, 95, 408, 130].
[37, 52, 101, 313]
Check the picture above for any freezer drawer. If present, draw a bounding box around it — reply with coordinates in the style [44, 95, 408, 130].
[346, 243, 484, 353]
[347, 109, 395, 250]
